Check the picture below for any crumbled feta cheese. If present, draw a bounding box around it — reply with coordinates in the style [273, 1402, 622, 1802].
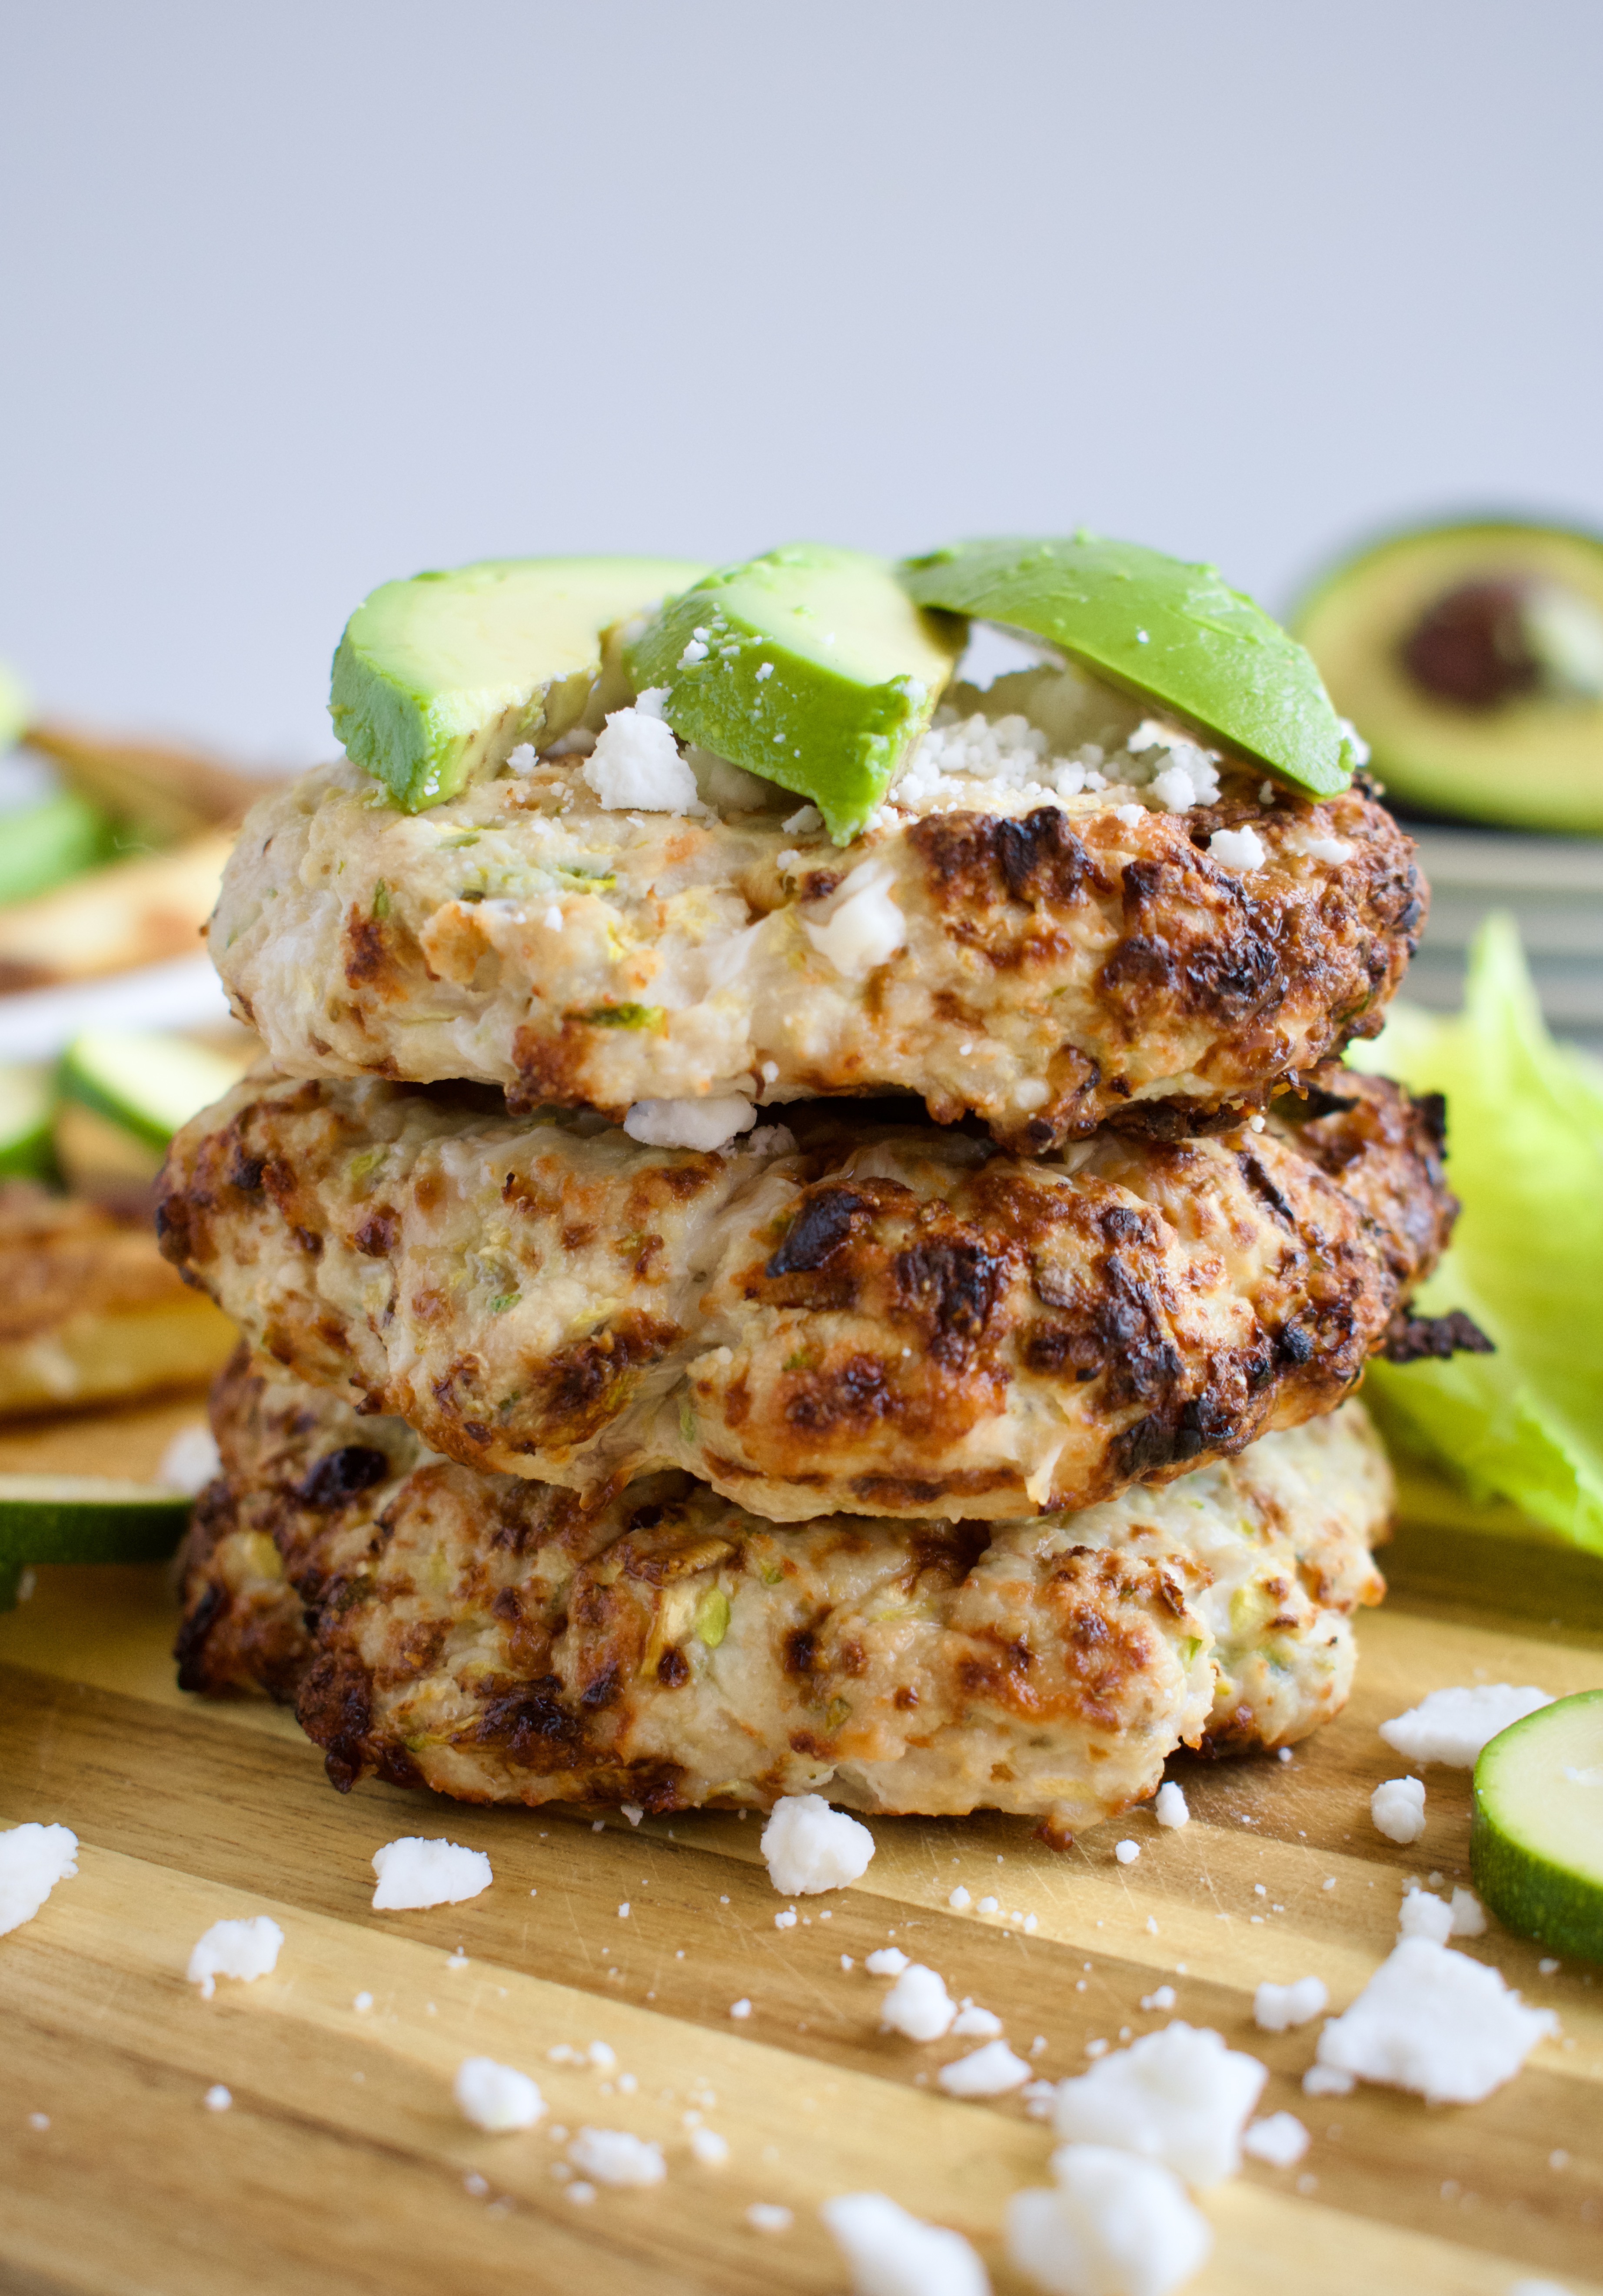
[1380, 1684, 1553, 1768]
[1302, 2063, 1354, 2097]
[1507, 2281, 1573, 2296]
[1254, 1976, 1328, 2032]
[506, 743, 538, 773]
[620, 1803, 643, 1827]
[583, 707, 702, 814]
[0, 1823, 78, 1935]
[755, 662, 774, 682]
[938, 2039, 1032, 2097]
[821, 2190, 989, 2296]
[371, 1838, 492, 1910]
[745, 1123, 797, 1157]
[1371, 1778, 1427, 1844]
[977, 1895, 1000, 1916]
[690, 2126, 730, 2166]
[541, 903, 564, 930]
[622, 1096, 757, 1152]
[1315, 1937, 1559, 2103]
[949, 2002, 1003, 2039]
[454, 2058, 544, 2133]
[1399, 1889, 1454, 1945]
[1153, 1783, 1189, 1829]
[1008, 2145, 1211, 2296]
[782, 803, 822, 833]
[948, 1886, 972, 1912]
[729, 1998, 752, 2019]
[1243, 2112, 1309, 2168]
[1114, 1840, 1140, 1866]
[1114, 803, 1145, 827]
[566, 2179, 595, 2204]
[775, 1908, 797, 1929]
[1141, 1987, 1177, 2014]
[568, 2127, 665, 2187]
[760, 1794, 875, 1895]
[1050, 2022, 1267, 2186]
[1300, 836, 1354, 864]
[678, 637, 709, 666]
[748, 2203, 793, 2233]
[880, 1964, 957, 2043]
[803, 863, 906, 979]
[203, 2084, 232, 2111]
[587, 2040, 617, 2071]
[1450, 1887, 1488, 1938]
[1207, 826, 1267, 870]
[865, 1947, 909, 1976]
[187, 1914, 283, 2000]
[353, 1991, 374, 2013]
[158, 1423, 221, 1495]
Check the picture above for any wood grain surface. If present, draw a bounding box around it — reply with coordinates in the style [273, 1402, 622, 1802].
[0, 1392, 1599, 2296]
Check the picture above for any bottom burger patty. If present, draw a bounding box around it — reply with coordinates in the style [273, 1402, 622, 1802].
[178, 1348, 1390, 1831]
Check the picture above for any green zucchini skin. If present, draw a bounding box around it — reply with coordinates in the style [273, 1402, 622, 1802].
[1472, 1690, 1603, 1962]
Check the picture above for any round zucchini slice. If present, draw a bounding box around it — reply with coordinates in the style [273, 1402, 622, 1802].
[1472, 1688, 1603, 1960]
[0, 1475, 192, 1607]
[1294, 519, 1603, 834]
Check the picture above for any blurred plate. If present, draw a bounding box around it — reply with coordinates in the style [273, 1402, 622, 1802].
[1404, 821, 1603, 1053]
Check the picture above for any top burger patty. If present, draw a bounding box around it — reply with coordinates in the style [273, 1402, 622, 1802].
[158, 1064, 1460, 1523]
[211, 758, 1423, 1153]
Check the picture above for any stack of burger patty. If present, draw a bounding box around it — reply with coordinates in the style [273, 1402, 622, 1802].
[160, 539, 1472, 1835]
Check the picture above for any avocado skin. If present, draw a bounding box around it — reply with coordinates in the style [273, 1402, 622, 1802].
[625, 545, 963, 844]
[330, 556, 710, 813]
[1294, 518, 1603, 836]
[900, 534, 1354, 800]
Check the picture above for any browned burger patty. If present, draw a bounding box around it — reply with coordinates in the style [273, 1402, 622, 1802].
[177, 1349, 1390, 1827]
[210, 756, 1423, 1153]
[158, 1064, 1458, 1523]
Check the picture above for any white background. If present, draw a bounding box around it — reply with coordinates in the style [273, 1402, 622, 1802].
[3, 0, 1599, 763]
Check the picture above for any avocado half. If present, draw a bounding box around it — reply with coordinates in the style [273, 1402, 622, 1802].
[1294, 518, 1603, 836]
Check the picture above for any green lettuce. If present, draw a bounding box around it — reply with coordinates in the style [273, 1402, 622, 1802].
[1349, 915, 1603, 1553]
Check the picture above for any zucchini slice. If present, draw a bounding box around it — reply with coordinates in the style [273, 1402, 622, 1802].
[0, 1476, 192, 1607]
[1472, 1689, 1603, 1961]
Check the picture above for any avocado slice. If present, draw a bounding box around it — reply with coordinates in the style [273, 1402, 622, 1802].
[623, 545, 963, 843]
[898, 534, 1355, 800]
[330, 556, 711, 811]
[1294, 519, 1603, 835]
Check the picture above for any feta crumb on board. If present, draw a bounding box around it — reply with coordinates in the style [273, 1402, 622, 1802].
[729, 1998, 752, 2020]
[865, 1946, 909, 1977]
[1315, 1937, 1558, 2104]
[802, 861, 906, 979]
[938, 2039, 1032, 2098]
[203, 2084, 232, 2113]
[821, 2190, 990, 2296]
[1450, 1886, 1488, 1937]
[1380, 1684, 1553, 1767]
[1243, 2111, 1310, 2169]
[454, 2058, 544, 2133]
[1398, 1889, 1454, 1944]
[1050, 2022, 1267, 2187]
[1507, 2281, 1576, 2296]
[1302, 2063, 1355, 2098]
[948, 1885, 972, 1911]
[1371, 1776, 1427, 1844]
[187, 1914, 283, 2000]
[1008, 2144, 1211, 2296]
[583, 705, 703, 815]
[0, 1823, 78, 1936]
[1114, 1840, 1140, 1865]
[1254, 1976, 1328, 2033]
[880, 1964, 957, 2043]
[759, 1795, 875, 1895]
[1153, 1783, 1189, 1829]
[949, 2001, 1003, 2039]
[370, 1837, 492, 1910]
[567, 2127, 665, 2187]
[748, 2203, 793, 2233]
[689, 2126, 729, 2167]
[623, 1096, 757, 1152]
[157, 1423, 222, 1495]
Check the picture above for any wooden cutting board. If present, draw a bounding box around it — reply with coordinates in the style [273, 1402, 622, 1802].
[0, 1391, 1598, 2296]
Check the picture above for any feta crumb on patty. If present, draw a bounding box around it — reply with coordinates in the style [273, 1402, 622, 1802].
[583, 701, 703, 815]
[802, 862, 907, 978]
[454, 2057, 545, 2133]
[1207, 825, 1267, 870]
[567, 2127, 666, 2187]
[1050, 2022, 1267, 2187]
[1371, 1777, 1427, 1844]
[880, 1963, 957, 2043]
[1254, 1975, 1328, 2031]
[0, 1823, 78, 1936]
[759, 1794, 876, 1895]
[821, 2190, 989, 2296]
[1314, 1937, 1558, 2104]
[622, 1095, 758, 1151]
[937, 2039, 1032, 2097]
[1008, 2144, 1211, 2296]
[1153, 1783, 1189, 1829]
[370, 1837, 492, 1910]
[1380, 1684, 1553, 1768]
[1243, 2111, 1310, 2168]
[187, 1914, 283, 1999]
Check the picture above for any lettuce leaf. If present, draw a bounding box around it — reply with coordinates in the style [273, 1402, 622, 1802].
[1349, 915, 1603, 1553]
